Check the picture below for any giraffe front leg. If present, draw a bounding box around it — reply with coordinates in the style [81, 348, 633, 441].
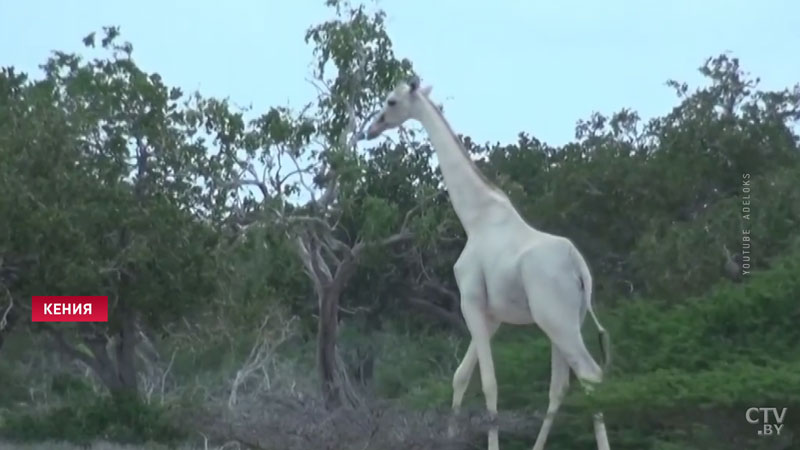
[460, 301, 500, 450]
[449, 320, 501, 439]
[449, 341, 477, 438]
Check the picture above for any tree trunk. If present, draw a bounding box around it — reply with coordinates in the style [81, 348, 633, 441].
[114, 301, 139, 393]
[317, 287, 341, 409]
[81, 326, 139, 398]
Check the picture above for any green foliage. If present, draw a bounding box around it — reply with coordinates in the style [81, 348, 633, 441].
[610, 236, 800, 378]
[3, 44, 209, 289]
[472, 54, 800, 304]
[2, 2, 800, 449]
[576, 361, 800, 414]
[0, 26, 237, 396]
[305, 0, 413, 142]
[372, 329, 464, 400]
[49, 373, 94, 399]
[0, 393, 184, 446]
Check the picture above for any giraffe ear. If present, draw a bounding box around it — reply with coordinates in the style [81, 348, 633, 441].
[419, 85, 433, 97]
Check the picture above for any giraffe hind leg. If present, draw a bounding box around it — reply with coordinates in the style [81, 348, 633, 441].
[531, 344, 570, 450]
[524, 275, 602, 384]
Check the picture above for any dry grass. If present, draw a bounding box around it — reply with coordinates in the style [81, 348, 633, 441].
[0, 313, 548, 450]
[0, 442, 201, 450]
[1, 402, 541, 450]
[179, 389, 542, 450]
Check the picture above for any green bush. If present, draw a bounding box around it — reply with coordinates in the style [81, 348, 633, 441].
[631, 164, 800, 300]
[394, 240, 800, 449]
[373, 329, 465, 400]
[0, 392, 185, 446]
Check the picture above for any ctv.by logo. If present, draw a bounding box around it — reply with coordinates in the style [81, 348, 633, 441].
[746, 407, 787, 436]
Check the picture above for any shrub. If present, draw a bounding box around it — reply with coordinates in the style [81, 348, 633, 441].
[0, 392, 185, 446]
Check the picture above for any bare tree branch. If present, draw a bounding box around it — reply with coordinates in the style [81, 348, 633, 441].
[40, 324, 111, 386]
[286, 152, 317, 201]
[288, 215, 334, 230]
[407, 297, 466, 333]
[321, 240, 343, 267]
[229, 313, 298, 409]
[422, 279, 460, 306]
[230, 179, 270, 198]
[296, 235, 331, 292]
[0, 290, 12, 332]
[351, 231, 413, 259]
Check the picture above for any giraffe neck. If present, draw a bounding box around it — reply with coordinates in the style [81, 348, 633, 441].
[414, 96, 516, 234]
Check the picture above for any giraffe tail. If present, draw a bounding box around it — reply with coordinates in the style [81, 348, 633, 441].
[571, 245, 612, 372]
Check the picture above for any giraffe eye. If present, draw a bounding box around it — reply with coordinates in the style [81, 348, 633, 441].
[387, 99, 397, 107]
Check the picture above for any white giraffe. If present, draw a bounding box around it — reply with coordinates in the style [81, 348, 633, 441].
[364, 77, 612, 450]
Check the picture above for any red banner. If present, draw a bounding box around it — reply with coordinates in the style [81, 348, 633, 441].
[31, 296, 109, 322]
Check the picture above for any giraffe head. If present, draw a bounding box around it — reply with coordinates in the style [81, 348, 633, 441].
[364, 76, 433, 140]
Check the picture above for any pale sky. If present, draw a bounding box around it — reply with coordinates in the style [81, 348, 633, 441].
[1, 0, 798, 148]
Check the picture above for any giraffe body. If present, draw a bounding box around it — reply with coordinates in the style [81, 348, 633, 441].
[366, 77, 611, 450]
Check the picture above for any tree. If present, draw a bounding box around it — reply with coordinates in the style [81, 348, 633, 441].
[0, 28, 237, 399]
[208, 1, 440, 409]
